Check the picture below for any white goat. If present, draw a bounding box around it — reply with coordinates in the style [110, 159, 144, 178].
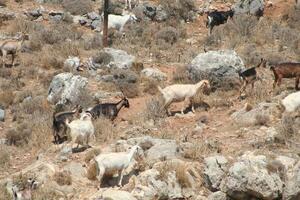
[105, 12, 137, 32]
[12, 179, 38, 200]
[158, 80, 210, 115]
[281, 91, 300, 113]
[65, 112, 95, 150]
[1, 33, 28, 67]
[94, 145, 143, 187]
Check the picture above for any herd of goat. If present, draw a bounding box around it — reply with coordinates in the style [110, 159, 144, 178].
[3, 2, 300, 197]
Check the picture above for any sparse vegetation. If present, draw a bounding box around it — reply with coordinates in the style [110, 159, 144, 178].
[5, 123, 32, 146]
[85, 148, 101, 163]
[155, 27, 179, 45]
[62, 0, 93, 15]
[53, 171, 72, 186]
[0, 147, 10, 169]
[144, 97, 166, 122]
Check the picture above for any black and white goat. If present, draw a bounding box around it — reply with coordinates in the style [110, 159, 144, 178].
[206, 9, 234, 35]
[86, 97, 130, 120]
[52, 105, 82, 144]
[238, 58, 267, 97]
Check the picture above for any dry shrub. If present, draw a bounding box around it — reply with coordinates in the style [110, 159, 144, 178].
[0, 184, 10, 200]
[84, 148, 101, 163]
[93, 117, 115, 142]
[0, 90, 15, 108]
[5, 123, 32, 146]
[0, 146, 10, 169]
[160, 0, 196, 21]
[118, 83, 139, 98]
[33, 187, 61, 200]
[142, 77, 159, 95]
[144, 97, 166, 122]
[63, 12, 73, 24]
[279, 114, 296, 138]
[86, 160, 97, 180]
[175, 164, 191, 188]
[14, 90, 32, 104]
[93, 51, 113, 66]
[172, 65, 190, 84]
[255, 113, 270, 126]
[40, 52, 64, 70]
[0, 68, 12, 77]
[83, 34, 102, 50]
[155, 27, 179, 45]
[53, 171, 72, 186]
[157, 162, 172, 181]
[62, 0, 93, 15]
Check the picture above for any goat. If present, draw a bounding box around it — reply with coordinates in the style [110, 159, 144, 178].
[238, 58, 267, 97]
[1, 32, 28, 67]
[281, 91, 300, 113]
[52, 105, 82, 144]
[65, 112, 95, 150]
[94, 145, 143, 187]
[86, 97, 129, 120]
[269, 62, 300, 90]
[158, 80, 210, 115]
[12, 178, 38, 200]
[103, 12, 137, 32]
[206, 9, 234, 35]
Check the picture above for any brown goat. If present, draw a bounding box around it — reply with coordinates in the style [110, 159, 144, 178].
[270, 62, 300, 90]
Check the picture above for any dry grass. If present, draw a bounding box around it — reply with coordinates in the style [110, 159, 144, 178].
[172, 65, 190, 84]
[0, 146, 10, 169]
[53, 171, 72, 186]
[255, 113, 270, 126]
[155, 27, 179, 45]
[0, 90, 15, 108]
[32, 187, 61, 200]
[0, 184, 10, 200]
[93, 51, 113, 66]
[5, 123, 32, 146]
[175, 163, 191, 188]
[0, 0, 7, 6]
[160, 0, 196, 21]
[62, 0, 93, 15]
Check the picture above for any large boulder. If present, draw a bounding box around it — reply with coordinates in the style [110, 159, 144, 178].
[233, 0, 264, 16]
[231, 102, 280, 127]
[204, 156, 228, 191]
[188, 50, 245, 90]
[221, 152, 283, 200]
[64, 56, 80, 71]
[47, 73, 88, 105]
[103, 48, 136, 69]
[141, 67, 167, 81]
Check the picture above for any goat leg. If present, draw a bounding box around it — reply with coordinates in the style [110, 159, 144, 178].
[11, 53, 15, 67]
[117, 169, 124, 187]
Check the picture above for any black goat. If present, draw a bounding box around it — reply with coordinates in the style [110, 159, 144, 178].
[86, 97, 129, 120]
[206, 9, 234, 34]
[238, 58, 267, 97]
[52, 105, 82, 144]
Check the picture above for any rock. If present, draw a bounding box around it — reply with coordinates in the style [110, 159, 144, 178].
[234, 0, 264, 16]
[221, 152, 283, 200]
[0, 109, 5, 122]
[91, 19, 101, 30]
[188, 50, 245, 90]
[231, 102, 279, 127]
[102, 189, 137, 200]
[103, 48, 136, 69]
[0, 8, 16, 20]
[25, 8, 43, 18]
[93, 91, 123, 100]
[208, 191, 227, 200]
[283, 160, 300, 200]
[154, 5, 168, 21]
[143, 3, 156, 20]
[204, 156, 228, 191]
[49, 10, 64, 22]
[47, 73, 88, 105]
[145, 139, 180, 166]
[73, 15, 88, 24]
[64, 56, 80, 71]
[63, 162, 86, 181]
[141, 67, 167, 81]
[87, 12, 100, 20]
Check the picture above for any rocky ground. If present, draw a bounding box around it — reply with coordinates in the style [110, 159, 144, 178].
[0, 0, 300, 199]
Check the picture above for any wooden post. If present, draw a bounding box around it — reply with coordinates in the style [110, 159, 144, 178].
[103, 0, 109, 47]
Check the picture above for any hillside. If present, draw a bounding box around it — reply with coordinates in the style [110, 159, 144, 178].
[0, 0, 300, 199]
